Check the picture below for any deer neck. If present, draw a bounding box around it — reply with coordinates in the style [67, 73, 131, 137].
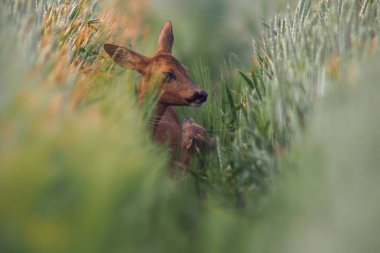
[151, 102, 168, 130]
[138, 82, 168, 136]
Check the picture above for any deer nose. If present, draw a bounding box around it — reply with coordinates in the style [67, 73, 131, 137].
[192, 90, 208, 103]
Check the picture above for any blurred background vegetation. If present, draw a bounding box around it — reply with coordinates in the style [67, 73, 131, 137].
[0, 0, 379, 253]
[148, 0, 297, 73]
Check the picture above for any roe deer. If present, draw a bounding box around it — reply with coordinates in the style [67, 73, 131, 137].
[104, 21, 208, 165]
[181, 117, 215, 170]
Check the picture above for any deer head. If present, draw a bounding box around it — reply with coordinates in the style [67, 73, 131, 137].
[103, 21, 208, 107]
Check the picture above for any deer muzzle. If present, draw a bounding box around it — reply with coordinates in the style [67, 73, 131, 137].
[186, 90, 208, 106]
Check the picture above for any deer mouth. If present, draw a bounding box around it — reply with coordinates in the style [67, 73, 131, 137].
[186, 91, 208, 106]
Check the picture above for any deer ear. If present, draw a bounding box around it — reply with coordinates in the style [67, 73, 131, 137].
[104, 44, 149, 74]
[186, 136, 193, 150]
[156, 21, 174, 55]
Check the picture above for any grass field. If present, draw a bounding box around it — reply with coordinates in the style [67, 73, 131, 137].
[1, 0, 380, 253]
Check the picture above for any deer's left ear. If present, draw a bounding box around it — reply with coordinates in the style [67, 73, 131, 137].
[156, 21, 174, 55]
[104, 44, 149, 74]
[185, 136, 193, 150]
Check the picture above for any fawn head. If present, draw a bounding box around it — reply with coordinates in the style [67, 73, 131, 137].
[182, 117, 215, 151]
[104, 21, 208, 106]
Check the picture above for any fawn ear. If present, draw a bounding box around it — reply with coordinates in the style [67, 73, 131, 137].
[186, 136, 193, 150]
[104, 44, 149, 74]
[156, 21, 174, 55]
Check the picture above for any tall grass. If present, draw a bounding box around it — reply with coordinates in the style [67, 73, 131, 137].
[0, 0, 380, 253]
[186, 0, 379, 205]
[0, 1, 174, 252]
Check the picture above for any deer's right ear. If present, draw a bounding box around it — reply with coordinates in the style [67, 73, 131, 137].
[103, 44, 149, 74]
[156, 21, 174, 55]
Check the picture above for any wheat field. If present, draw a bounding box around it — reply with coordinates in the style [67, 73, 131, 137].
[1, 1, 379, 253]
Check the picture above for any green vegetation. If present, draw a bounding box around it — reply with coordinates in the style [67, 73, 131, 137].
[1, 0, 379, 253]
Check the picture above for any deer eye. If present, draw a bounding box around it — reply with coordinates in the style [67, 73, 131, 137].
[162, 72, 175, 83]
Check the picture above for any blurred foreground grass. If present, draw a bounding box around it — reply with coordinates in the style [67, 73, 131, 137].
[1, 0, 380, 253]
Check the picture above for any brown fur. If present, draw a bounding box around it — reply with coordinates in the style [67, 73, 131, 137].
[104, 21, 208, 165]
[181, 118, 215, 171]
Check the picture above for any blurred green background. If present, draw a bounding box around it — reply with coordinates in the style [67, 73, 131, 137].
[149, 0, 295, 69]
[129, 0, 297, 80]
[0, 0, 379, 253]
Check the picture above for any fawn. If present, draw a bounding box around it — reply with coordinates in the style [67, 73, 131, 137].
[181, 117, 215, 170]
[104, 21, 208, 166]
